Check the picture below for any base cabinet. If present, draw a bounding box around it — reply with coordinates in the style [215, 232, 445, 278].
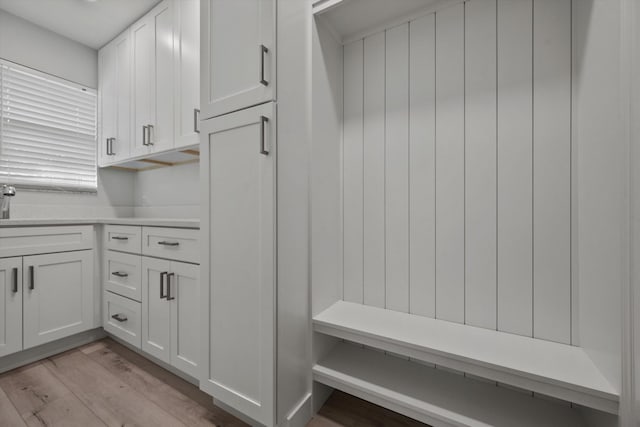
[142, 257, 200, 378]
[23, 250, 94, 349]
[0, 258, 22, 357]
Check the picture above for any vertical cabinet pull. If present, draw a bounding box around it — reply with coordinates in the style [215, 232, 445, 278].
[106, 138, 111, 155]
[11, 268, 18, 293]
[166, 272, 175, 301]
[160, 271, 168, 299]
[260, 44, 269, 86]
[147, 124, 154, 145]
[142, 125, 148, 146]
[110, 138, 115, 155]
[28, 266, 34, 290]
[194, 109, 200, 134]
[260, 115, 269, 155]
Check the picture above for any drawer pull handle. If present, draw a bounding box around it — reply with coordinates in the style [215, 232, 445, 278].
[111, 313, 128, 323]
[167, 272, 175, 301]
[11, 268, 18, 293]
[29, 266, 34, 290]
[111, 271, 129, 278]
[112, 236, 129, 241]
[160, 271, 168, 299]
[158, 241, 179, 247]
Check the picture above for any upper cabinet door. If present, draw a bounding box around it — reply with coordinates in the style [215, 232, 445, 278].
[174, 0, 200, 148]
[112, 31, 132, 162]
[0, 257, 22, 358]
[22, 250, 94, 349]
[201, 0, 275, 120]
[131, 0, 175, 157]
[98, 42, 116, 167]
[200, 102, 276, 426]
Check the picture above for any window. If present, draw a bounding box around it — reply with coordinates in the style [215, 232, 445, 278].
[0, 60, 97, 192]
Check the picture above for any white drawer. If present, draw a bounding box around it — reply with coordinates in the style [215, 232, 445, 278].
[105, 225, 142, 254]
[0, 226, 93, 257]
[104, 251, 142, 302]
[142, 227, 200, 263]
[104, 291, 141, 349]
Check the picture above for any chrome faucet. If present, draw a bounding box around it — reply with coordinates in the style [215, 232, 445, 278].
[0, 185, 16, 219]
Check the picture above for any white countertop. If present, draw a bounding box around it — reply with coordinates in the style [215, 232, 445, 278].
[0, 218, 200, 229]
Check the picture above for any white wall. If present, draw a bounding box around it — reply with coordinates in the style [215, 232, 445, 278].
[133, 162, 199, 218]
[0, 9, 97, 88]
[0, 8, 136, 219]
[574, 0, 626, 393]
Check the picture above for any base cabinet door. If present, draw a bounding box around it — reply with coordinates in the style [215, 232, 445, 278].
[23, 250, 94, 349]
[0, 258, 22, 357]
[201, 102, 276, 426]
[141, 257, 171, 363]
[169, 261, 199, 378]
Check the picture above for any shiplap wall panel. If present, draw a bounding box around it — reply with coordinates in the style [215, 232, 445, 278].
[532, 0, 571, 344]
[435, 4, 465, 324]
[497, 0, 533, 337]
[464, 0, 498, 330]
[385, 24, 410, 312]
[409, 14, 436, 318]
[363, 32, 386, 308]
[339, 0, 573, 344]
[343, 40, 364, 304]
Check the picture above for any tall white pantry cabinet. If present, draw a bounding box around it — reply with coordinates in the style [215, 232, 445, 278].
[199, 1, 310, 427]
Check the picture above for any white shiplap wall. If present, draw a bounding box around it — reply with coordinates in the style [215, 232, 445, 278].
[341, 0, 572, 344]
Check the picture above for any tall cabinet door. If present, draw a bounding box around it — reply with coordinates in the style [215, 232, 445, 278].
[169, 261, 199, 378]
[130, 13, 154, 157]
[23, 250, 93, 349]
[200, 0, 275, 120]
[141, 256, 171, 364]
[0, 257, 22, 357]
[174, 0, 200, 148]
[201, 102, 276, 426]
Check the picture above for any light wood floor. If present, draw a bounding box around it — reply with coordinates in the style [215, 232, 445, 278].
[0, 338, 428, 427]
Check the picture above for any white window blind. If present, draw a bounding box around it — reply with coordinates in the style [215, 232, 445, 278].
[0, 60, 97, 192]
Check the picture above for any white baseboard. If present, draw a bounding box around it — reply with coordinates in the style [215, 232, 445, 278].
[285, 393, 312, 427]
[0, 328, 105, 374]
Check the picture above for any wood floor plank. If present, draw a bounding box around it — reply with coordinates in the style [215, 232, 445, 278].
[43, 349, 186, 427]
[0, 382, 28, 427]
[317, 391, 429, 427]
[85, 339, 247, 427]
[0, 362, 106, 427]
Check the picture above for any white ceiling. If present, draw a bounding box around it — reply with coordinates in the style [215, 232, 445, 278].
[0, 0, 161, 49]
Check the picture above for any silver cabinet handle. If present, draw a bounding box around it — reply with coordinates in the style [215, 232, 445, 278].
[111, 271, 129, 278]
[160, 271, 168, 299]
[29, 266, 34, 290]
[111, 313, 128, 322]
[260, 44, 269, 86]
[194, 109, 200, 134]
[111, 236, 128, 241]
[158, 241, 179, 246]
[142, 125, 148, 146]
[166, 272, 175, 301]
[147, 124, 154, 145]
[11, 268, 18, 293]
[260, 115, 269, 155]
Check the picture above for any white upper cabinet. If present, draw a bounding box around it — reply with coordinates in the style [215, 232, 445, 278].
[174, 0, 201, 148]
[200, 0, 275, 119]
[131, 0, 175, 157]
[98, 30, 132, 166]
